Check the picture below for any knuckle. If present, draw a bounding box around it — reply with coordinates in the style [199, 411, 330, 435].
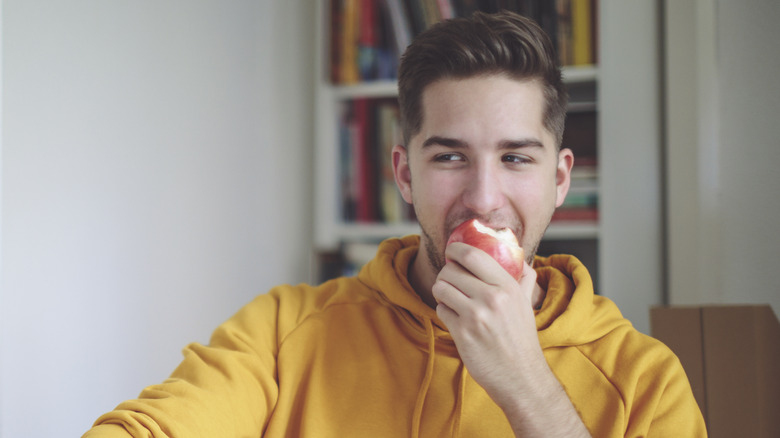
[469, 306, 492, 329]
[461, 246, 483, 267]
[482, 289, 506, 311]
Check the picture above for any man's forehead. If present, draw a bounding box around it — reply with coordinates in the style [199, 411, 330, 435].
[414, 76, 550, 148]
[418, 76, 545, 121]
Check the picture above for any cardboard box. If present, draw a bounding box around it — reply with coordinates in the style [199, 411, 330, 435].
[650, 305, 780, 438]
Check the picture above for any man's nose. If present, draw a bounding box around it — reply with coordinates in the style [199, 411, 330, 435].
[461, 163, 505, 215]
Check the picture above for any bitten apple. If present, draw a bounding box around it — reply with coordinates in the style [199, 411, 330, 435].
[446, 219, 524, 280]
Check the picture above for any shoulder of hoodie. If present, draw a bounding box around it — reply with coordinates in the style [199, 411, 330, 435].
[535, 254, 688, 388]
[210, 276, 383, 350]
[572, 313, 690, 394]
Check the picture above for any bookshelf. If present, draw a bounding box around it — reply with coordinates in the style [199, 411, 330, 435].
[314, 0, 601, 279]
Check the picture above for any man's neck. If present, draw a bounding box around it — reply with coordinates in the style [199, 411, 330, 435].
[408, 252, 439, 309]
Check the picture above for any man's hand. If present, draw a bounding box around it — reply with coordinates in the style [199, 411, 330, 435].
[432, 242, 591, 437]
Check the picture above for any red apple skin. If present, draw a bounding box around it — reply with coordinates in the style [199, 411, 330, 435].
[446, 219, 524, 280]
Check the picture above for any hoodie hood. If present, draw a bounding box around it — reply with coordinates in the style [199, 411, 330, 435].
[534, 254, 632, 348]
[358, 235, 454, 340]
[358, 235, 631, 349]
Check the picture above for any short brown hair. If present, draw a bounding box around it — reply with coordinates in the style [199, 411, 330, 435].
[397, 11, 568, 148]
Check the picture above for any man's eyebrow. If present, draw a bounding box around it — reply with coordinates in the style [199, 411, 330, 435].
[421, 136, 546, 149]
[421, 136, 468, 149]
[498, 138, 546, 149]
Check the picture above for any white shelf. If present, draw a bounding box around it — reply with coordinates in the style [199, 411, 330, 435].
[329, 221, 597, 243]
[567, 101, 598, 112]
[332, 80, 398, 99]
[336, 222, 420, 242]
[561, 65, 598, 83]
[544, 221, 599, 240]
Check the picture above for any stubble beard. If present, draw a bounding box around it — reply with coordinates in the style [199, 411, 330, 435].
[421, 226, 446, 274]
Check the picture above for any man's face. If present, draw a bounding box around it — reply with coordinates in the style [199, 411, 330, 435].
[393, 74, 573, 274]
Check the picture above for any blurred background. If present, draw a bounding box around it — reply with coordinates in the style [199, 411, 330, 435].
[1, 1, 778, 437]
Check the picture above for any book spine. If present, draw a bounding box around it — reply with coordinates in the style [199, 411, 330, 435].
[365, 100, 381, 221]
[538, 0, 558, 61]
[551, 207, 598, 222]
[358, 0, 378, 80]
[339, 102, 357, 221]
[351, 98, 370, 221]
[340, 0, 361, 83]
[382, 0, 413, 57]
[375, 1, 397, 80]
[436, 0, 456, 19]
[330, 0, 343, 83]
[451, 0, 480, 17]
[403, 0, 428, 35]
[556, 0, 573, 66]
[377, 101, 404, 223]
[571, 0, 593, 65]
[590, 0, 598, 64]
[422, 0, 443, 27]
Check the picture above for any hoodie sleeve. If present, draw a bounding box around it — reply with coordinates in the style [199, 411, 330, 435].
[83, 289, 288, 438]
[622, 336, 708, 438]
[642, 354, 708, 437]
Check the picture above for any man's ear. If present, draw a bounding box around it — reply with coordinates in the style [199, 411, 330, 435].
[392, 144, 413, 204]
[555, 148, 574, 208]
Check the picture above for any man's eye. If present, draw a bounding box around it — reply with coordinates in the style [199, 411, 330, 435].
[502, 154, 531, 164]
[434, 153, 464, 162]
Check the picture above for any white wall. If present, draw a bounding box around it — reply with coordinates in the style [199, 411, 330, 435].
[665, 0, 780, 313]
[0, 2, 314, 437]
[598, 0, 663, 335]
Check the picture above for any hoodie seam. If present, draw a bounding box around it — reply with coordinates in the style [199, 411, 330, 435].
[276, 292, 378, 348]
[355, 276, 444, 338]
[572, 344, 630, 423]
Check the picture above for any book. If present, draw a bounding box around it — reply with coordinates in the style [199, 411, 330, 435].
[436, 0, 456, 19]
[562, 109, 597, 159]
[422, 0, 443, 27]
[339, 0, 361, 83]
[376, 4, 399, 79]
[339, 102, 357, 221]
[330, 0, 343, 83]
[571, 0, 593, 65]
[452, 0, 480, 16]
[358, 0, 379, 80]
[352, 98, 377, 221]
[382, 0, 413, 57]
[561, 190, 597, 208]
[590, 0, 598, 64]
[556, 0, 573, 66]
[551, 207, 598, 222]
[317, 241, 381, 281]
[376, 100, 406, 223]
[403, 0, 429, 35]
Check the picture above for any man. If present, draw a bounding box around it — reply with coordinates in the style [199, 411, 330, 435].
[85, 11, 706, 437]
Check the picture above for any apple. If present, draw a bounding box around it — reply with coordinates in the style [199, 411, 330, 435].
[446, 219, 524, 280]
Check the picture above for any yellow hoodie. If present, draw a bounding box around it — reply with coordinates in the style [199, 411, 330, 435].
[85, 235, 706, 437]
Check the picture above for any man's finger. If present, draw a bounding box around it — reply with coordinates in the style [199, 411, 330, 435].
[444, 242, 514, 286]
